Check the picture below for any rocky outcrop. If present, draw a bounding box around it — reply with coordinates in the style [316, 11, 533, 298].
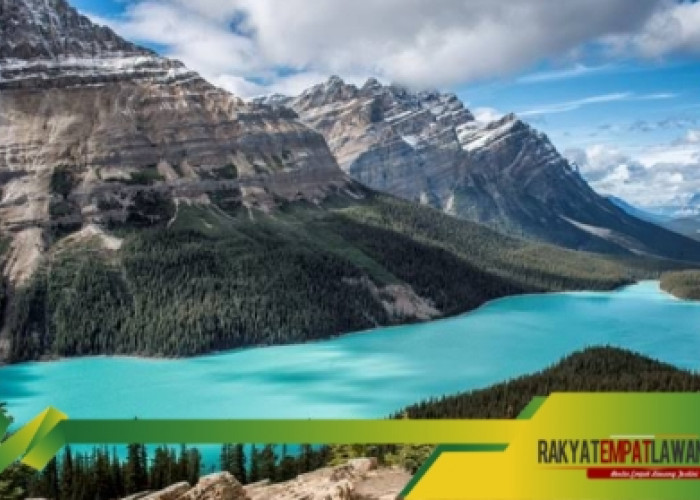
[271, 77, 700, 262]
[131, 459, 410, 500]
[0, 0, 352, 284]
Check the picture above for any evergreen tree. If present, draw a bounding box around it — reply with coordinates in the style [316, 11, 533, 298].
[110, 448, 124, 498]
[248, 445, 260, 483]
[151, 447, 174, 489]
[276, 445, 297, 482]
[94, 448, 113, 500]
[299, 444, 313, 473]
[124, 444, 148, 494]
[60, 445, 74, 499]
[177, 445, 189, 482]
[220, 443, 247, 483]
[232, 444, 247, 484]
[220, 444, 232, 475]
[259, 444, 276, 482]
[187, 448, 201, 485]
[33, 457, 59, 499]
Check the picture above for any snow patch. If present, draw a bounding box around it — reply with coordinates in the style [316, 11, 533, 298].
[459, 118, 518, 152]
[401, 134, 420, 148]
[561, 216, 614, 239]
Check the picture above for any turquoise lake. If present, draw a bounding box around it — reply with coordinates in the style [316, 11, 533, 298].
[2, 281, 700, 428]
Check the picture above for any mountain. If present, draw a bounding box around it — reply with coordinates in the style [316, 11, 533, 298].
[0, 0, 687, 362]
[0, 0, 349, 285]
[666, 217, 700, 241]
[265, 77, 700, 262]
[609, 197, 700, 241]
[607, 196, 670, 225]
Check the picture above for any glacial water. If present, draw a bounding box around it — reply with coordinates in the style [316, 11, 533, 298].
[2, 281, 699, 428]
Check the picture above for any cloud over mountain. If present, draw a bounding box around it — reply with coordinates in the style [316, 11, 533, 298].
[88, 0, 693, 96]
[565, 138, 700, 207]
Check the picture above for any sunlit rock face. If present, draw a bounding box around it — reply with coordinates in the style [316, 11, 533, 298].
[269, 76, 700, 261]
[0, 0, 350, 283]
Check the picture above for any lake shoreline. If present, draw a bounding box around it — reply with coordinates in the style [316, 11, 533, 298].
[2, 281, 698, 428]
[0, 279, 643, 368]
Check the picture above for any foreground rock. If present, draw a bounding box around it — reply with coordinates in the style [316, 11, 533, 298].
[133, 458, 410, 500]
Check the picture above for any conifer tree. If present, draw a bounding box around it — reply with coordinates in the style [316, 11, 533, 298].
[124, 444, 148, 493]
[277, 445, 297, 482]
[232, 444, 247, 484]
[259, 444, 276, 482]
[187, 448, 201, 485]
[248, 445, 260, 483]
[60, 445, 74, 499]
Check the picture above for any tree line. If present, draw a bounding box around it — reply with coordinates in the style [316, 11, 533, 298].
[0, 442, 331, 499]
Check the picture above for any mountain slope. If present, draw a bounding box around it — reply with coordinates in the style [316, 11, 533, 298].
[666, 217, 700, 241]
[607, 196, 670, 225]
[7, 194, 661, 361]
[269, 77, 700, 262]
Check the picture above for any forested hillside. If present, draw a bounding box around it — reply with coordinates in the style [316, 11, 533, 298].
[4, 194, 684, 361]
[400, 347, 700, 419]
[661, 270, 700, 300]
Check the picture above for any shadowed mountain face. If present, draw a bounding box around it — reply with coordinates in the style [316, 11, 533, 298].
[0, 0, 351, 283]
[262, 77, 700, 262]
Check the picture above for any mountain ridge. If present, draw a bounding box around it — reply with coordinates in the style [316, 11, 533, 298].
[264, 76, 700, 263]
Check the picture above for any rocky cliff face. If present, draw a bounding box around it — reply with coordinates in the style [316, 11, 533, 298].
[263, 77, 472, 210]
[0, 0, 350, 284]
[126, 458, 409, 500]
[269, 77, 700, 261]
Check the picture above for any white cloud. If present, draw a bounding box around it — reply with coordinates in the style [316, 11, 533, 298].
[637, 144, 699, 167]
[680, 129, 700, 145]
[85, 0, 668, 97]
[517, 64, 608, 84]
[210, 74, 266, 97]
[520, 93, 631, 116]
[565, 142, 700, 207]
[519, 92, 676, 117]
[472, 107, 503, 123]
[605, 1, 700, 58]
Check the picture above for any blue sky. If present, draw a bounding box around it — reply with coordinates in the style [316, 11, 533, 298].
[460, 59, 700, 150]
[75, 0, 700, 210]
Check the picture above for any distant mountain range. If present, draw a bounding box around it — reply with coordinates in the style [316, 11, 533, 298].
[609, 196, 700, 242]
[0, 0, 696, 361]
[260, 77, 700, 261]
